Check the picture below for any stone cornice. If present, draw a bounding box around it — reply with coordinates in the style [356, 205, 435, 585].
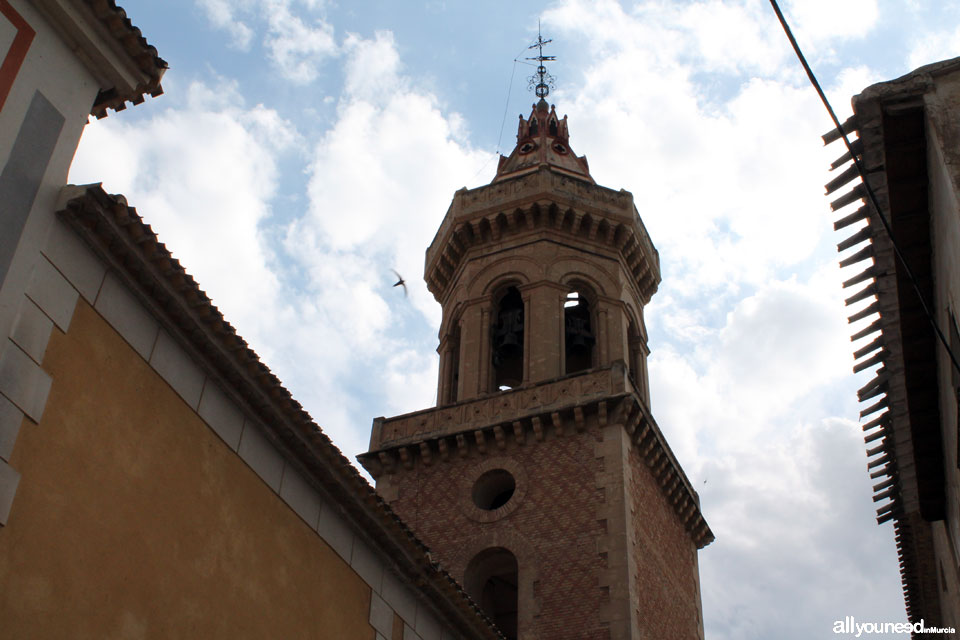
[359, 365, 713, 550]
[425, 166, 660, 305]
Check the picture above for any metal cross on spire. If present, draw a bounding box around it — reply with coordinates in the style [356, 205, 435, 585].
[526, 23, 556, 100]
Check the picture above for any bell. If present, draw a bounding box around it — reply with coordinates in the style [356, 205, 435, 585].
[568, 332, 590, 350]
[494, 308, 524, 349]
[565, 316, 595, 351]
[498, 330, 521, 349]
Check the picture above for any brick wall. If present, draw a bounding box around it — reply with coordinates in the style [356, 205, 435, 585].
[627, 441, 702, 638]
[381, 405, 704, 640]
[387, 425, 611, 639]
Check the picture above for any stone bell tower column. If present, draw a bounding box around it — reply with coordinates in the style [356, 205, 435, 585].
[360, 47, 712, 640]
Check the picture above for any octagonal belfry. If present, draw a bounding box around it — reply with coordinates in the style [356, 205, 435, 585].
[360, 99, 712, 640]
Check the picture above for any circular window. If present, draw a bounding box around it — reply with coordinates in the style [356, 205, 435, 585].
[519, 142, 537, 155]
[461, 458, 526, 522]
[472, 469, 516, 511]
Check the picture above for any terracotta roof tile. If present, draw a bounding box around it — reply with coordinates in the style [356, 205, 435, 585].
[86, 0, 167, 118]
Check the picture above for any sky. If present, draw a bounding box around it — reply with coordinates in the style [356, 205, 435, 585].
[67, 1, 960, 638]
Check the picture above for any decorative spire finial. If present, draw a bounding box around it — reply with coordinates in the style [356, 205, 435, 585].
[526, 22, 555, 100]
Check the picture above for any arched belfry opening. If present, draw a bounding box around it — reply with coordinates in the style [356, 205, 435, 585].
[627, 315, 650, 403]
[464, 548, 519, 640]
[447, 324, 461, 405]
[564, 290, 595, 374]
[493, 287, 524, 390]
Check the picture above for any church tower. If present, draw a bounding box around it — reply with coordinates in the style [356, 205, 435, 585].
[359, 43, 712, 640]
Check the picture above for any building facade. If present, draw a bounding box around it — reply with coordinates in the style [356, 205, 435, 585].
[361, 99, 713, 640]
[826, 57, 960, 633]
[0, 2, 503, 638]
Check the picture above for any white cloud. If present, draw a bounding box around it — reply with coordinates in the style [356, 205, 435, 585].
[384, 349, 439, 416]
[908, 24, 960, 71]
[291, 30, 492, 332]
[699, 417, 904, 640]
[668, 0, 787, 75]
[263, 0, 338, 84]
[194, 0, 339, 82]
[69, 79, 294, 355]
[342, 31, 403, 102]
[196, 0, 256, 49]
[646, 268, 899, 639]
[713, 276, 849, 414]
[547, 1, 836, 303]
[783, 0, 879, 42]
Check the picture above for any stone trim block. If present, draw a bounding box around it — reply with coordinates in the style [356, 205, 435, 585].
[351, 537, 385, 592]
[237, 421, 284, 492]
[0, 393, 23, 462]
[197, 382, 244, 451]
[25, 256, 78, 332]
[0, 91, 64, 287]
[149, 330, 204, 410]
[415, 604, 442, 640]
[94, 273, 159, 360]
[382, 569, 418, 625]
[10, 298, 52, 365]
[0, 458, 21, 526]
[369, 592, 396, 638]
[279, 465, 321, 529]
[0, 340, 52, 422]
[404, 623, 423, 640]
[316, 500, 354, 562]
[43, 217, 106, 303]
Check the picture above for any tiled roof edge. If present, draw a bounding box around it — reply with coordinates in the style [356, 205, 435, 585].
[822, 79, 937, 623]
[86, 0, 167, 118]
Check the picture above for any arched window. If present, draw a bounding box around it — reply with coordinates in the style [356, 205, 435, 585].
[493, 287, 524, 390]
[464, 548, 518, 639]
[627, 317, 640, 383]
[447, 324, 461, 404]
[548, 117, 558, 136]
[564, 290, 595, 374]
[627, 316, 649, 403]
[529, 117, 539, 136]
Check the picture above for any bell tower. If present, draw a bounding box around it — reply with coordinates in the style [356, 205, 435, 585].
[359, 41, 712, 640]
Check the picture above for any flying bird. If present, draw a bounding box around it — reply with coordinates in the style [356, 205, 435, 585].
[391, 269, 407, 297]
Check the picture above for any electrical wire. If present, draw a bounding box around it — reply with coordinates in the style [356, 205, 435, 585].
[767, 0, 960, 379]
[474, 46, 534, 181]
[496, 51, 526, 156]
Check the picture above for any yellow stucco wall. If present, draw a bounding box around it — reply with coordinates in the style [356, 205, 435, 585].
[0, 299, 375, 639]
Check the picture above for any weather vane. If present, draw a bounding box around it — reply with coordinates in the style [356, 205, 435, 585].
[526, 23, 556, 100]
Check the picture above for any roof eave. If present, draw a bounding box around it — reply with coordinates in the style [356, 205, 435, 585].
[32, 0, 166, 118]
[825, 61, 953, 624]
